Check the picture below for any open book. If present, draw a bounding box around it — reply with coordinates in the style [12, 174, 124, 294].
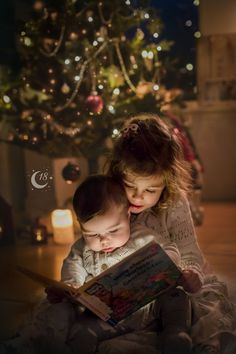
[18, 240, 182, 326]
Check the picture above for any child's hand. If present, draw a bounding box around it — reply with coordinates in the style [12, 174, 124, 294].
[178, 269, 203, 293]
[45, 286, 67, 304]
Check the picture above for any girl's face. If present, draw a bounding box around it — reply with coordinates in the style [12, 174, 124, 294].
[123, 172, 165, 214]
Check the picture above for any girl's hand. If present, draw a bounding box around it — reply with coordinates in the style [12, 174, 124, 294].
[178, 269, 203, 293]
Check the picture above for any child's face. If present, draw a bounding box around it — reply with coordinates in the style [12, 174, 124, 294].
[123, 172, 165, 213]
[81, 204, 130, 253]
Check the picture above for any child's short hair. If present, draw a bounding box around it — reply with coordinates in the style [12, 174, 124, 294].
[73, 175, 128, 223]
[108, 113, 191, 210]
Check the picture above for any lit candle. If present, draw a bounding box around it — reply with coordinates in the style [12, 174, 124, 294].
[51, 209, 74, 245]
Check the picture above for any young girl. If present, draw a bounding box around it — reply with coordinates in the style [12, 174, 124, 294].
[107, 113, 236, 354]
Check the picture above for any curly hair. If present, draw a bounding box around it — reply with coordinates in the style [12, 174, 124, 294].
[107, 113, 191, 211]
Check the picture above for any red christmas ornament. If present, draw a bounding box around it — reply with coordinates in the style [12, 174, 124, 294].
[86, 94, 104, 114]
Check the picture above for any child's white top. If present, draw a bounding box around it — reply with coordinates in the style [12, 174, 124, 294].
[61, 224, 180, 287]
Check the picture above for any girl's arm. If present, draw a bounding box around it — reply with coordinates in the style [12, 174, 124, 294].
[131, 223, 181, 265]
[167, 196, 206, 284]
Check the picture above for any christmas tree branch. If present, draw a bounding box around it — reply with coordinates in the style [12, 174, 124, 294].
[113, 40, 136, 93]
[55, 41, 108, 112]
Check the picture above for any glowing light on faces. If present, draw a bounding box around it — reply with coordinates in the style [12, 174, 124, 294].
[123, 173, 165, 214]
[81, 205, 130, 253]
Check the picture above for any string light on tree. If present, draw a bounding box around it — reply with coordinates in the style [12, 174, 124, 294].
[194, 31, 201, 38]
[185, 20, 192, 27]
[108, 105, 115, 114]
[186, 63, 194, 71]
[193, 0, 200, 6]
[3, 95, 11, 104]
[153, 84, 160, 91]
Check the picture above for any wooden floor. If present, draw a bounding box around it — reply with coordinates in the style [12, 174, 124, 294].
[195, 202, 236, 299]
[1, 202, 236, 339]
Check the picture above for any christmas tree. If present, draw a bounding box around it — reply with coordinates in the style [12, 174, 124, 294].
[0, 0, 178, 172]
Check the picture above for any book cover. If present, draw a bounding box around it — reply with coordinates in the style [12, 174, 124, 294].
[17, 240, 182, 326]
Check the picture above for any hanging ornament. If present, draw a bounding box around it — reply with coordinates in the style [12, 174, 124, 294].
[61, 83, 71, 94]
[86, 93, 104, 114]
[62, 162, 80, 184]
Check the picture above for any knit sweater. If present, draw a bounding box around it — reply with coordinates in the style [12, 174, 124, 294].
[61, 225, 180, 287]
[131, 196, 206, 283]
